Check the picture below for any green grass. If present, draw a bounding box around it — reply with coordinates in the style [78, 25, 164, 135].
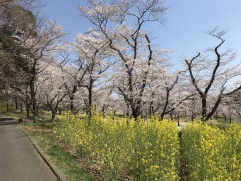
[4, 108, 98, 181]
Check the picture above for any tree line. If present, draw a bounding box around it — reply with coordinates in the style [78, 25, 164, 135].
[0, 0, 240, 122]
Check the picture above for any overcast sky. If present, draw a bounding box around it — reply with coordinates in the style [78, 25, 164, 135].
[41, 0, 241, 68]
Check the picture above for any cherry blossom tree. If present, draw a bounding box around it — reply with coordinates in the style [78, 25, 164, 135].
[219, 88, 241, 123]
[184, 27, 241, 121]
[24, 20, 66, 122]
[95, 86, 118, 116]
[77, 0, 174, 120]
[142, 70, 195, 120]
[73, 31, 113, 120]
[59, 62, 87, 113]
[37, 64, 67, 122]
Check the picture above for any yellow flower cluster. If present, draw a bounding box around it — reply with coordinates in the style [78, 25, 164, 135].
[54, 112, 241, 180]
[54, 112, 180, 181]
[182, 123, 241, 181]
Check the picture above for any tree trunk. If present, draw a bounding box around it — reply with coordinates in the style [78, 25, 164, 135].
[149, 102, 153, 116]
[58, 107, 62, 115]
[32, 98, 37, 122]
[191, 111, 195, 122]
[25, 89, 30, 118]
[15, 95, 19, 109]
[88, 84, 93, 120]
[87, 78, 94, 125]
[160, 89, 170, 120]
[177, 114, 180, 126]
[26, 104, 30, 118]
[69, 85, 77, 113]
[131, 102, 141, 121]
[205, 97, 222, 121]
[30, 82, 37, 122]
[6, 100, 9, 113]
[101, 104, 106, 117]
[20, 96, 23, 113]
[133, 111, 138, 121]
[215, 110, 218, 120]
[201, 96, 207, 121]
[5, 89, 9, 112]
[70, 97, 74, 113]
[51, 110, 56, 122]
[125, 99, 130, 117]
[170, 111, 173, 120]
[223, 113, 227, 121]
[20, 101, 23, 113]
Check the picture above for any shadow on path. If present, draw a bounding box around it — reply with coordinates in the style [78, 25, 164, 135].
[0, 117, 18, 126]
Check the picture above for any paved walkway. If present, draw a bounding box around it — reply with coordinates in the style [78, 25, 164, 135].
[0, 115, 57, 181]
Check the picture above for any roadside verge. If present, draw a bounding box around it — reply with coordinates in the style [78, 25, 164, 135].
[19, 125, 68, 181]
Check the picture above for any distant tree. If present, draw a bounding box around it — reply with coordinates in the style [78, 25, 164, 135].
[161, 80, 194, 120]
[181, 95, 200, 121]
[146, 71, 195, 120]
[60, 62, 87, 114]
[184, 27, 241, 121]
[221, 89, 241, 122]
[38, 64, 67, 122]
[74, 31, 113, 120]
[233, 91, 241, 120]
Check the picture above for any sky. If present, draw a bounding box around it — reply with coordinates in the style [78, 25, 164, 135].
[41, 0, 241, 69]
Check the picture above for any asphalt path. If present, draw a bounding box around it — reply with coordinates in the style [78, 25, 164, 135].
[0, 115, 57, 181]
